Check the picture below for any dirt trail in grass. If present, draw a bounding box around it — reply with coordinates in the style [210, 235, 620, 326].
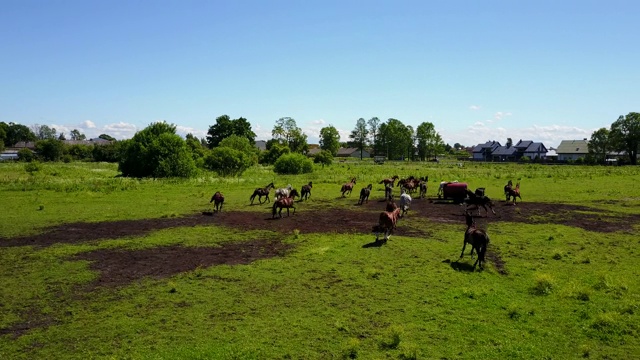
[1, 199, 637, 249]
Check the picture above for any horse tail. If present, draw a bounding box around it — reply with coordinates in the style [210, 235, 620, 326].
[250, 192, 256, 202]
[272, 201, 278, 216]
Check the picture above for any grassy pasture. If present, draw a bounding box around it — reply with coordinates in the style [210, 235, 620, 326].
[1, 161, 640, 359]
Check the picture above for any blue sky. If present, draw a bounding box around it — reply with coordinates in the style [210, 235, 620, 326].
[1, 0, 638, 148]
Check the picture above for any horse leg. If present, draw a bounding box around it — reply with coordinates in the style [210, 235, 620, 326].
[460, 241, 467, 259]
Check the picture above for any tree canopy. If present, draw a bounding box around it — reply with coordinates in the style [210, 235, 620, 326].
[206, 115, 257, 148]
[349, 118, 369, 160]
[415, 122, 445, 161]
[609, 112, 640, 165]
[376, 118, 413, 160]
[588, 128, 611, 164]
[271, 117, 308, 154]
[70, 129, 86, 141]
[319, 125, 341, 156]
[2, 122, 36, 147]
[118, 122, 197, 178]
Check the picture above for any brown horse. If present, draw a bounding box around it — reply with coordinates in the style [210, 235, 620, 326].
[463, 190, 496, 216]
[372, 201, 401, 243]
[504, 180, 514, 201]
[358, 184, 373, 205]
[419, 176, 428, 198]
[300, 181, 313, 201]
[272, 189, 299, 218]
[379, 175, 399, 188]
[384, 183, 393, 200]
[459, 211, 490, 270]
[505, 182, 521, 205]
[250, 182, 275, 205]
[209, 191, 224, 212]
[341, 178, 357, 197]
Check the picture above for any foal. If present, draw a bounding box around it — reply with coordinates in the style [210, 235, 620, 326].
[459, 212, 490, 270]
[358, 184, 373, 205]
[209, 191, 224, 212]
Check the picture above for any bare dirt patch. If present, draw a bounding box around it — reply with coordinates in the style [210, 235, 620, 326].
[1, 200, 638, 248]
[74, 238, 293, 288]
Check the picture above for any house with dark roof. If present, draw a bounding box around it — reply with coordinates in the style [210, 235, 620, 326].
[254, 140, 267, 151]
[472, 141, 501, 161]
[556, 139, 589, 161]
[337, 147, 370, 158]
[491, 145, 518, 161]
[515, 140, 548, 160]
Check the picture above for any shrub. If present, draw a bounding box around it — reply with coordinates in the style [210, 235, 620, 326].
[24, 161, 41, 174]
[204, 147, 252, 177]
[532, 273, 554, 295]
[17, 148, 34, 162]
[118, 122, 197, 178]
[314, 150, 334, 167]
[273, 153, 313, 174]
[35, 139, 65, 161]
[218, 135, 259, 166]
[260, 141, 290, 165]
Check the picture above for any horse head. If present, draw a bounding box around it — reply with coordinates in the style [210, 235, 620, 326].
[366, 184, 372, 190]
[386, 201, 398, 212]
[290, 189, 299, 198]
[266, 182, 275, 190]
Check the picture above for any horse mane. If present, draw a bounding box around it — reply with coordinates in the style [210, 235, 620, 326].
[366, 184, 372, 190]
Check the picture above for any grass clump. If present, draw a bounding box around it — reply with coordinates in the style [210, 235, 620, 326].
[379, 325, 403, 350]
[342, 338, 360, 359]
[532, 273, 555, 295]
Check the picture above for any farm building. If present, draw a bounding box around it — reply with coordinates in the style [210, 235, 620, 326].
[556, 139, 589, 161]
[337, 147, 370, 158]
[472, 141, 501, 161]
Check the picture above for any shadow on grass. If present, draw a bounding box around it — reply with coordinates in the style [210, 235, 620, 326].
[449, 260, 482, 272]
[362, 240, 385, 248]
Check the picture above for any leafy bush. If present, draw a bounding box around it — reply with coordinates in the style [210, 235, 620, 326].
[17, 148, 34, 162]
[273, 153, 313, 174]
[118, 122, 197, 178]
[35, 139, 65, 161]
[218, 135, 259, 165]
[24, 161, 41, 174]
[314, 150, 333, 167]
[260, 141, 290, 165]
[204, 147, 252, 177]
[92, 142, 123, 163]
[66, 144, 93, 161]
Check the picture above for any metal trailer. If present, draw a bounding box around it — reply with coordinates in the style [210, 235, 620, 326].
[438, 182, 468, 203]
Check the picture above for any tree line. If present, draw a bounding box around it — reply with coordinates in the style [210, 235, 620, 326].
[588, 112, 640, 165]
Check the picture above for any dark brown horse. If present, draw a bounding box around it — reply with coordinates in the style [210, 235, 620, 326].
[341, 178, 357, 197]
[505, 182, 521, 205]
[379, 175, 399, 188]
[358, 184, 373, 205]
[372, 201, 401, 243]
[272, 189, 299, 218]
[463, 190, 496, 216]
[209, 191, 224, 212]
[384, 184, 393, 200]
[504, 180, 514, 201]
[419, 176, 428, 198]
[459, 211, 490, 270]
[250, 182, 274, 205]
[300, 181, 313, 201]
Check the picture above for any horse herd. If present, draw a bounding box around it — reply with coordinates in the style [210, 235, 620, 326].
[209, 177, 524, 271]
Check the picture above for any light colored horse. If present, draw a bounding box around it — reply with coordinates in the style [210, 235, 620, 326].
[275, 184, 293, 200]
[399, 190, 412, 217]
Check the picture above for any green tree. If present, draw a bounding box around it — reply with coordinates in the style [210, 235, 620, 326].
[0, 125, 6, 152]
[273, 153, 313, 174]
[219, 134, 259, 165]
[319, 125, 341, 156]
[272, 117, 308, 154]
[260, 141, 291, 165]
[58, 133, 66, 141]
[506, 138, 513, 148]
[70, 129, 86, 141]
[118, 122, 197, 178]
[35, 139, 65, 161]
[17, 148, 34, 162]
[92, 142, 123, 162]
[609, 112, 640, 165]
[98, 134, 116, 141]
[4, 122, 36, 147]
[185, 133, 206, 166]
[376, 119, 413, 160]
[367, 117, 380, 155]
[32, 124, 57, 140]
[314, 150, 333, 168]
[204, 147, 252, 177]
[206, 115, 257, 148]
[416, 122, 445, 161]
[588, 128, 611, 164]
[349, 118, 369, 160]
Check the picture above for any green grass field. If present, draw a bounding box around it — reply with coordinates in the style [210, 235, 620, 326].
[1, 161, 640, 359]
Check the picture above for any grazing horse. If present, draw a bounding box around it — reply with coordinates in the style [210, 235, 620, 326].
[272, 189, 300, 218]
[505, 182, 521, 205]
[275, 184, 293, 200]
[399, 189, 412, 217]
[250, 182, 275, 205]
[460, 212, 490, 270]
[385, 183, 393, 200]
[504, 180, 514, 201]
[372, 202, 401, 243]
[358, 184, 373, 205]
[464, 190, 496, 216]
[419, 176, 428, 198]
[379, 175, 399, 188]
[300, 181, 313, 201]
[341, 178, 357, 197]
[209, 191, 224, 212]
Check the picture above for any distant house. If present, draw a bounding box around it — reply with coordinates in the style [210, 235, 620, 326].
[306, 148, 322, 157]
[254, 140, 267, 151]
[337, 147, 370, 158]
[491, 145, 518, 161]
[472, 141, 501, 161]
[556, 139, 589, 161]
[12, 141, 37, 150]
[514, 140, 548, 160]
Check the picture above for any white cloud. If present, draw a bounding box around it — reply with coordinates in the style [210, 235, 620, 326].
[469, 105, 481, 111]
[101, 122, 138, 140]
[253, 124, 273, 141]
[81, 120, 96, 129]
[302, 119, 349, 144]
[176, 125, 207, 139]
[494, 111, 513, 121]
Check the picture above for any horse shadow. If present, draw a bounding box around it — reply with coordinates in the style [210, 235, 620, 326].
[362, 240, 385, 248]
[448, 260, 483, 272]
